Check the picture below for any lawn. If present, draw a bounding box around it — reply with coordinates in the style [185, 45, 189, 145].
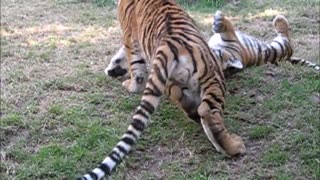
[1, 0, 319, 179]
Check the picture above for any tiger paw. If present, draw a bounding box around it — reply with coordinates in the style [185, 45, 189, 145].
[273, 15, 289, 37]
[122, 79, 144, 93]
[213, 11, 226, 33]
[221, 133, 246, 156]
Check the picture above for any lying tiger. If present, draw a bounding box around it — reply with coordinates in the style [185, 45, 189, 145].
[79, 1, 245, 180]
[105, 11, 319, 78]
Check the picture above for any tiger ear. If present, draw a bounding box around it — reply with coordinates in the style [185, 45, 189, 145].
[227, 59, 243, 69]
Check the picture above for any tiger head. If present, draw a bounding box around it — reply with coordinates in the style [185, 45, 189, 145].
[104, 46, 129, 77]
[210, 47, 244, 70]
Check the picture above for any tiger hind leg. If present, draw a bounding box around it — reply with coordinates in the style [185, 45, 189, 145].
[166, 82, 201, 123]
[212, 11, 235, 34]
[198, 77, 246, 156]
[273, 15, 289, 38]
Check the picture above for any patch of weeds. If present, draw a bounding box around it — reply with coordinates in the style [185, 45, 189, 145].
[6, 143, 30, 163]
[1, 113, 25, 127]
[71, 41, 92, 53]
[275, 172, 292, 180]
[26, 49, 53, 63]
[92, 0, 116, 7]
[86, 93, 106, 105]
[48, 105, 64, 117]
[248, 125, 274, 139]
[177, 0, 226, 12]
[263, 144, 289, 166]
[299, 142, 320, 166]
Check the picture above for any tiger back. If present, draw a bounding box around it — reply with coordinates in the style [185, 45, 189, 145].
[78, 1, 245, 179]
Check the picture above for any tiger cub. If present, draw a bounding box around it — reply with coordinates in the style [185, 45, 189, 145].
[209, 11, 320, 71]
[105, 12, 319, 78]
[79, 1, 245, 180]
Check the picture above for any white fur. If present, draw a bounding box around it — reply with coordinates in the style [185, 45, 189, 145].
[104, 46, 128, 76]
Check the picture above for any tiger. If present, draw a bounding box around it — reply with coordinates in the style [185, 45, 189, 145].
[105, 11, 319, 79]
[78, 1, 246, 180]
[208, 11, 320, 72]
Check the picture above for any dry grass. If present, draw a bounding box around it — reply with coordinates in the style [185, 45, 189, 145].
[1, 0, 319, 179]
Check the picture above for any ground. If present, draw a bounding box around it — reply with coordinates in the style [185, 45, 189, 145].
[1, 0, 319, 179]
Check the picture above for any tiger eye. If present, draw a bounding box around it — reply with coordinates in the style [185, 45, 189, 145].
[115, 59, 121, 64]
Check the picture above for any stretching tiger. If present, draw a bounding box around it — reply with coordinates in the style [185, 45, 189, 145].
[105, 11, 319, 78]
[78, 1, 245, 180]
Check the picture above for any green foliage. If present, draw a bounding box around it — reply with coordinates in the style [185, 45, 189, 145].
[93, 0, 115, 7]
[177, 0, 225, 11]
[263, 144, 289, 166]
[177, 0, 225, 8]
[248, 125, 274, 139]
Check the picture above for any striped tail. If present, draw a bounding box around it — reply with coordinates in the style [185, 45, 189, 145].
[288, 57, 320, 71]
[77, 98, 159, 180]
[77, 49, 169, 179]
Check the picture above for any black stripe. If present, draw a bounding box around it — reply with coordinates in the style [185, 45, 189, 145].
[257, 43, 262, 65]
[285, 39, 293, 57]
[203, 99, 216, 111]
[124, 1, 134, 18]
[109, 153, 118, 162]
[116, 145, 128, 154]
[207, 92, 224, 105]
[202, 81, 215, 94]
[88, 172, 98, 180]
[265, 45, 271, 63]
[200, 76, 211, 86]
[130, 59, 146, 65]
[132, 118, 145, 131]
[147, 79, 162, 97]
[270, 46, 278, 64]
[157, 51, 168, 78]
[98, 163, 111, 175]
[222, 44, 240, 54]
[274, 41, 284, 59]
[110, 151, 121, 161]
[221, 37, 238, 43]
[166, 40, 179, 61]
[135, 109, 148, 119]
[126, 130, 138, 140]
[140, 100, 155, 114]
[122, 137, 135, 146]
[154, 65, 166, 85]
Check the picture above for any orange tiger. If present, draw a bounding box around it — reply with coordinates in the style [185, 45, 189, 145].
[78, 1, 245, 179]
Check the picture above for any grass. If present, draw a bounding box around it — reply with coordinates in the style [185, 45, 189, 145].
[1, 0, 319, 179]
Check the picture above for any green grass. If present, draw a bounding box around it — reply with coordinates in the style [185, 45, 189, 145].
[1, 0, 319, 179]
[248, 125, 274, 139]
[262, 144, 289, 166]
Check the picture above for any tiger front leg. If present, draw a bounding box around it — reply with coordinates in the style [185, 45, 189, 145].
[122, 40, 148, 93]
